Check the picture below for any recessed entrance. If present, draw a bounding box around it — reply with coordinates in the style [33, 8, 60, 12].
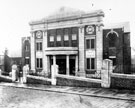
[50, 55, 76, 75]
[56, 55, 66, 74]
[69, 56, 75, 76]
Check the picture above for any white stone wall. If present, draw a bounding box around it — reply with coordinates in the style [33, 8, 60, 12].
[78, 26, 85, 77]
[96, 25, 103, 74]
[43, 31, 48, 72]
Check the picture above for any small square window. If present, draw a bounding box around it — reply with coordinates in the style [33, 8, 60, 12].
[57, 35, 61, 41]
[64, 34, 69, 41]
[72, 34, 77, 40]
[50, 36, 54, 42]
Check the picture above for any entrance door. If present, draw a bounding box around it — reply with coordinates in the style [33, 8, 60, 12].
[56, 55, 66, 74]
[69, 56, 75, 76]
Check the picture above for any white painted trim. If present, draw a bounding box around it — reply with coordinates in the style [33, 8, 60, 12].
[106, 29, 119, 38]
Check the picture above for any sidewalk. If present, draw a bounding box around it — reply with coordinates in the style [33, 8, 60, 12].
[0, 82, 135, 101]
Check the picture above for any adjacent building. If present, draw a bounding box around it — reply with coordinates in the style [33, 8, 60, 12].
[22, 37, 31, 67]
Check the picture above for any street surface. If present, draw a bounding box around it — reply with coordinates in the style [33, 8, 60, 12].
[0, 86, 135, 108]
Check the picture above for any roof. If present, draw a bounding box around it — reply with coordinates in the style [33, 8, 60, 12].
[104, 22, 130, 33]
[29, 7, 104, 25]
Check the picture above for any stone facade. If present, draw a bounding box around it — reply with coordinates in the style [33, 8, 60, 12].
[29, 7, 104, 78]
[28, 7, 131, 78]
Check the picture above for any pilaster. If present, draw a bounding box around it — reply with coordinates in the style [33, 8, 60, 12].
[78, 26, 85, 77]
[43, 30, 48, 73]
[96, 24, 103, 76]
[66, 55, 69, 75]
[30, 32, 35, 71]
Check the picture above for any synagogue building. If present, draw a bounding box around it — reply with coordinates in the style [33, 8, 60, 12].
[24, 7, 131, 78]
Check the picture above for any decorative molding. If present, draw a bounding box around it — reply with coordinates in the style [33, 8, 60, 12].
[106, 29, 119, 38]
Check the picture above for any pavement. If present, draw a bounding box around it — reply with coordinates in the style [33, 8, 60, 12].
[0, 82, 135, 101]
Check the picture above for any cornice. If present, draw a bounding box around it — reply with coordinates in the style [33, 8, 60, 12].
[29, 10, 104, 26]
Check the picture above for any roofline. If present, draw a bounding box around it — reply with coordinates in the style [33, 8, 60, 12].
[29, 10, 104, 25]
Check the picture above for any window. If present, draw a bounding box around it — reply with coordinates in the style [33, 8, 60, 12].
[86, 39, 95, 49]
[36, 42, 42, 51]
[86, 58, 95, 69]
[50, 36, 54, 42]
[108, 33, 117, 47]
[25, 45, 29, 51]
[64, 34, 69, 41]
[86, 40, 90, 49]
[36, 58, 42, 68]
[57, 35, 61, 41]
[72, 34, 77, 40]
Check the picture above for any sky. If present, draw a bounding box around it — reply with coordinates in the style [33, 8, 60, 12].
[0, 0, 135, 56]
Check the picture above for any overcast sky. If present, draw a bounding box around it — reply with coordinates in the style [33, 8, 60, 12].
[0, 0, 135, 56]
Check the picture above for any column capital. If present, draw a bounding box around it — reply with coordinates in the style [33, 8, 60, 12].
[96, 23, 104, 32]
[30, 31, 35, 34]
[42, 30, 47, 32]
[79, 25, 85, 29]
[95, 23, 104, 27]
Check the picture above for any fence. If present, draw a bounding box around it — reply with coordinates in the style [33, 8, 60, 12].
[2, 59, 135, 89]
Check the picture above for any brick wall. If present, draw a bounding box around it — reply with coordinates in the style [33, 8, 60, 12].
[27, 75, 51, 85]
[111, 73, 135, 89]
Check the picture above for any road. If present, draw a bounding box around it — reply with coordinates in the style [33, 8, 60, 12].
[0, 86, 135, 108]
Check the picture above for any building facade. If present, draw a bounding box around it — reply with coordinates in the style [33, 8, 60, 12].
[103, 22, 131, 74]
[29, 7, 131, 77]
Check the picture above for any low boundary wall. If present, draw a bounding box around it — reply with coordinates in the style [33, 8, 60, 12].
[111, 73, 135, 89]
[0, 75, 12, 83]
[27, 75, 51, 85]
[56, 74, 101, 88]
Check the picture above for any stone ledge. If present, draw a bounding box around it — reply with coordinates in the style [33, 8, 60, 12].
[0, 75, 12, 82]
[27, 75, 51, 85]
[56, 74, 101, 83]
[27, 75, 51, 82]
[111, 73, 135, 79]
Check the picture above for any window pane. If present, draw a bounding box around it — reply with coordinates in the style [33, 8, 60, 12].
[72, 34, 77, 40]
[50, 36, 54, 42]
[36, 43, 39, 51]
[40, 58, 42, 68]
[86, 40, 90, 49]
[37, 58, 39, 68]
[91, 58, 95, 69]
[91, 39, 95, 49]
[40, 42, 42, 50]
[108, 33, 117, 47]
[64, 34, 69, 41]
[87, 58, 90, 69]
[25, 45, 28, 51]
[57, 35, 61, 41]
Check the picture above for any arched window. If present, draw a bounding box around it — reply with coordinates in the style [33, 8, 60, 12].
[108, 33, 117, 47]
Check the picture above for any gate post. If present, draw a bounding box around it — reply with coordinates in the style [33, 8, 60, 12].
[51, 64, 58, 85]
[22, 65, 29, 83]
[101, 59, 113, 88]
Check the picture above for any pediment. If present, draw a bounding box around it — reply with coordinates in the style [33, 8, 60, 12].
[44, 7, 85, 20]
